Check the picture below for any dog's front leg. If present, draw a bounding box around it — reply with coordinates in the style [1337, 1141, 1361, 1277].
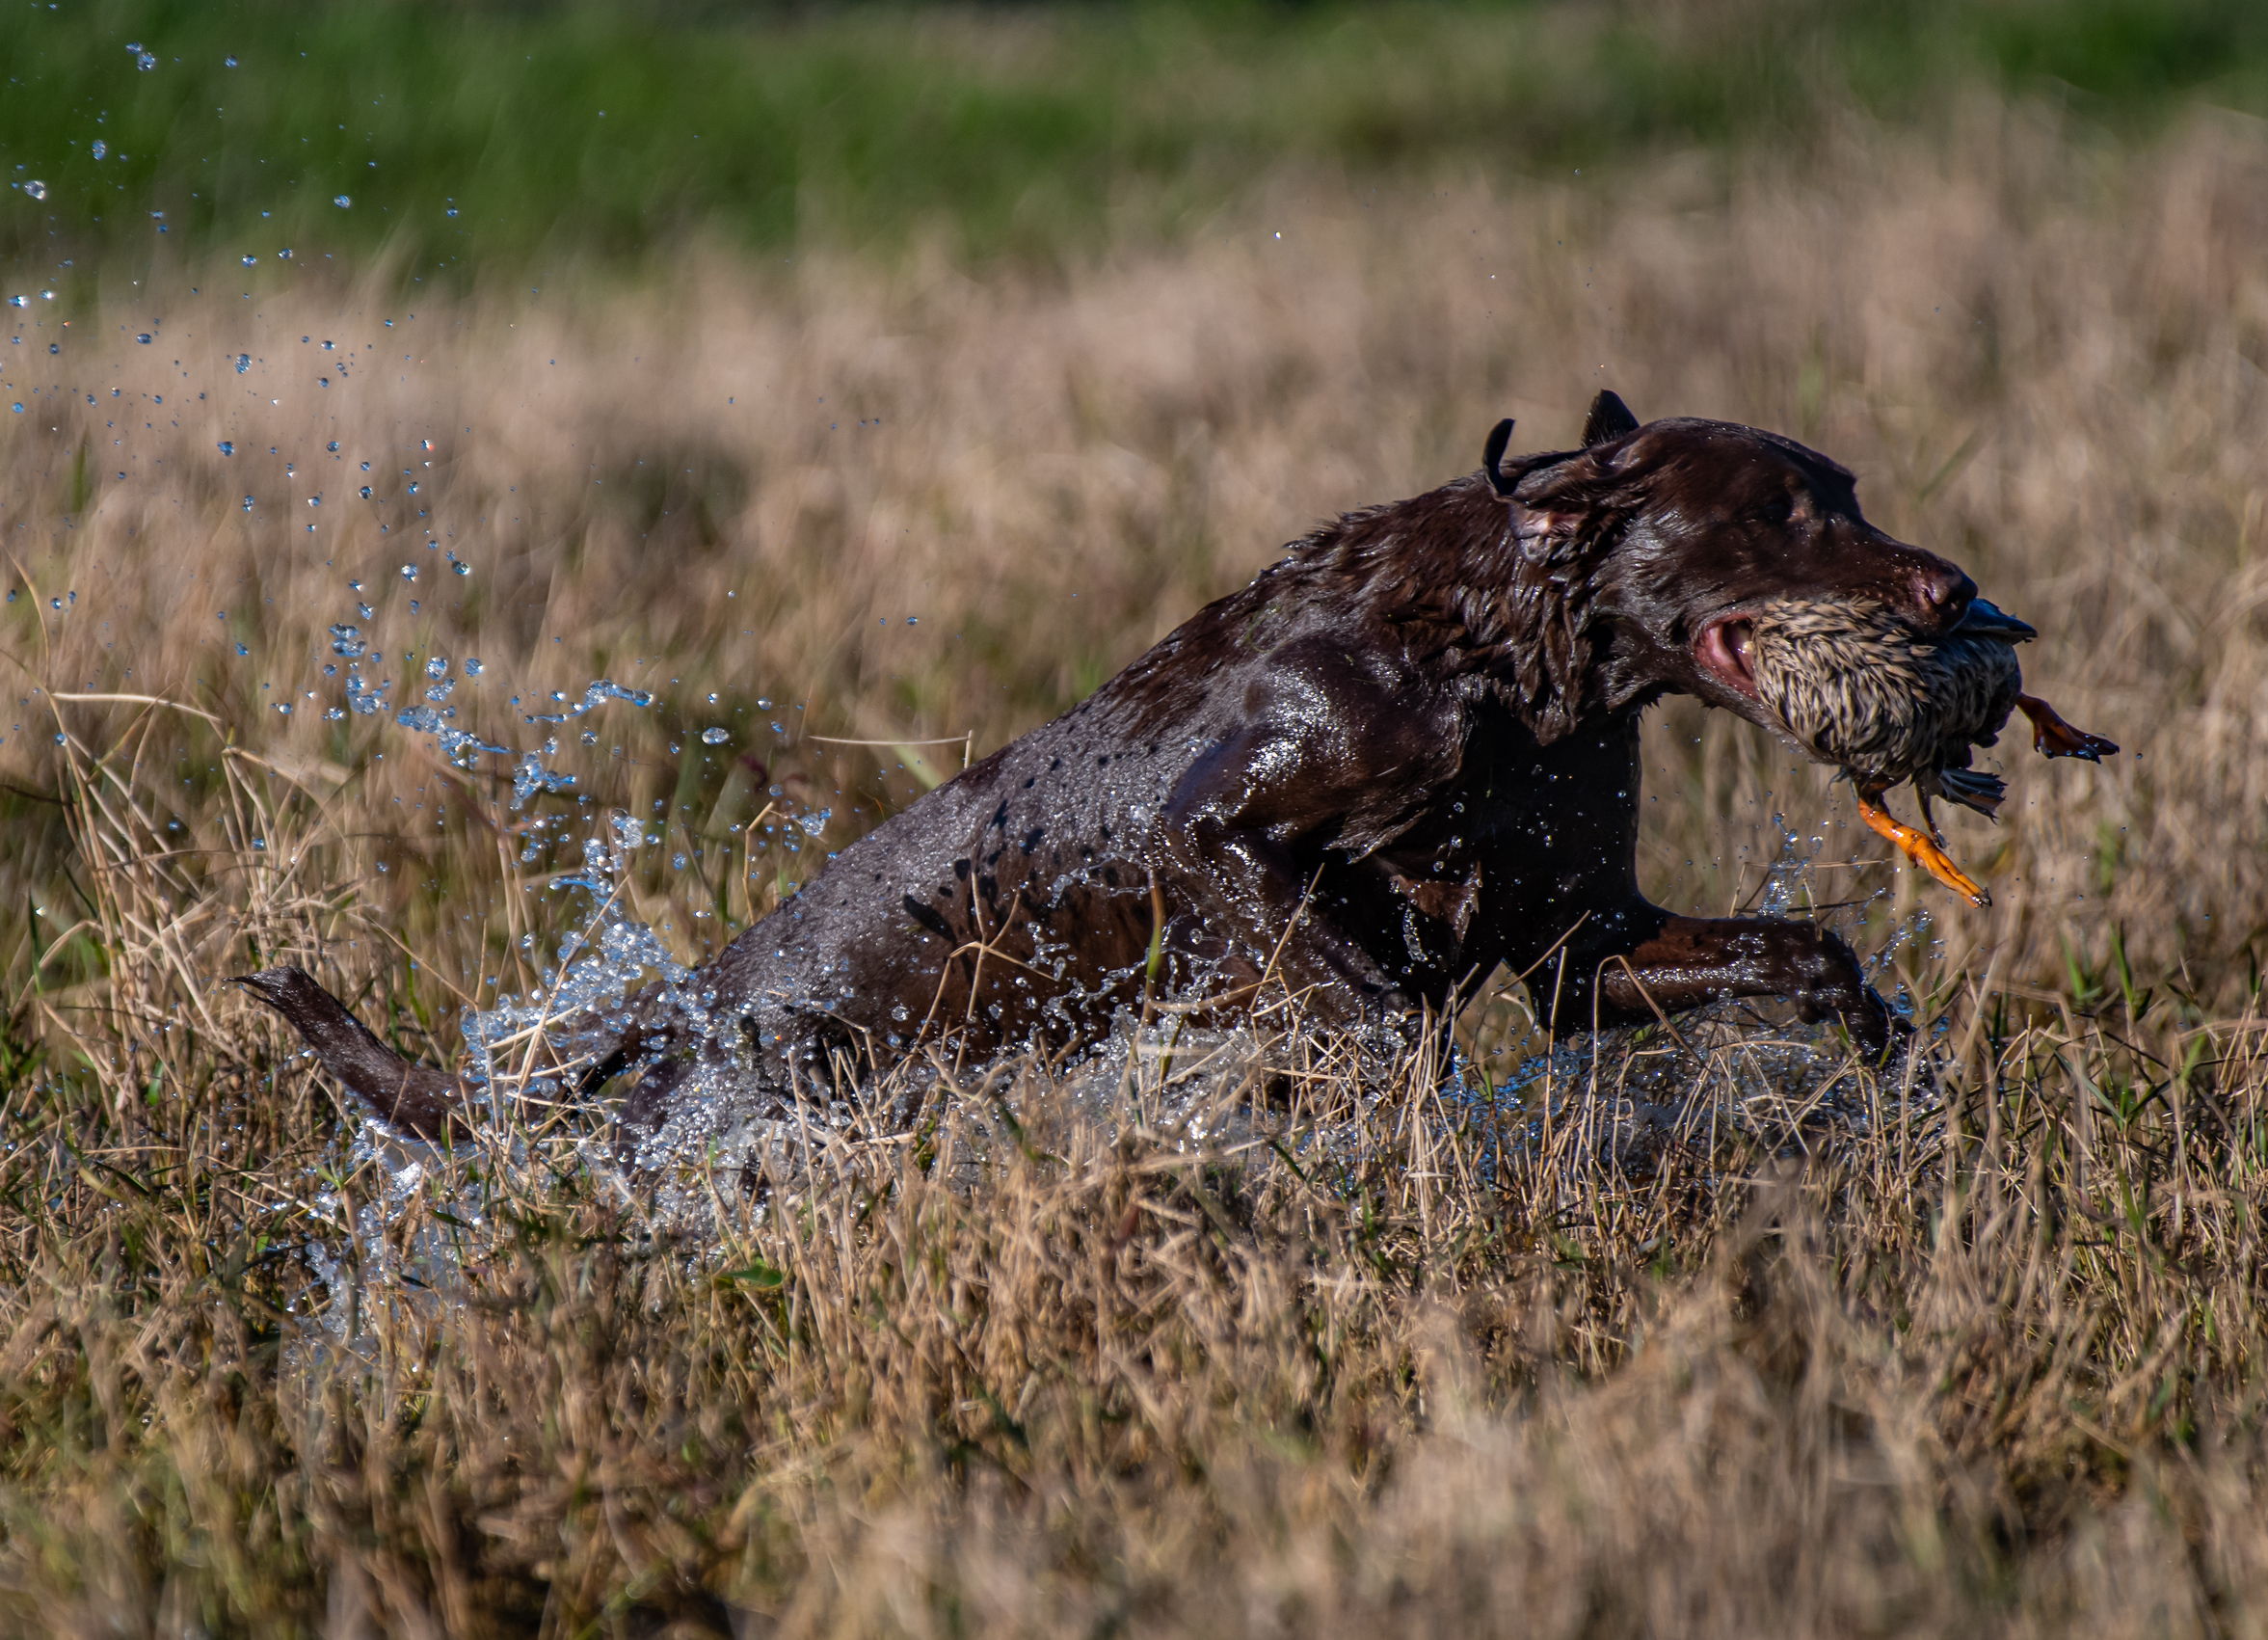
[1554, 911, 1902, 1058]
[1157, 818, 1409, 1014]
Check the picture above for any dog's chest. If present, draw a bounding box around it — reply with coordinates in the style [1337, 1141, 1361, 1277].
[1349, 717, 1641, 979]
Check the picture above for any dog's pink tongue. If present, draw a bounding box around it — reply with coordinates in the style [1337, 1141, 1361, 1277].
[1698, 619, 1758, 697]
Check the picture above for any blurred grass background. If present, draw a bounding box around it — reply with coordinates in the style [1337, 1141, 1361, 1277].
[9, 0, 2268, 278]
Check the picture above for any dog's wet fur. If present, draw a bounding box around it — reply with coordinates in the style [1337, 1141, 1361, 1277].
[245, 391, 1994, 1148]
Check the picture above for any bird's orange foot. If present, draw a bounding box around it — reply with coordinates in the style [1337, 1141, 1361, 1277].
[2016, 693, 2119, 763]
[1859, 795, 1991, 907]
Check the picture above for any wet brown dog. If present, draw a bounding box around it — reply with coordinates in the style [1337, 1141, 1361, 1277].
[246, 392, 1988, 1155]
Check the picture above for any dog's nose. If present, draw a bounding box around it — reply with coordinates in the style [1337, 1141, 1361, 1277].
[1913, 565, 1976, 627]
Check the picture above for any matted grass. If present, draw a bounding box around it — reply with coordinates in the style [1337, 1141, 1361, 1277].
[1, 727, 2264, 1635]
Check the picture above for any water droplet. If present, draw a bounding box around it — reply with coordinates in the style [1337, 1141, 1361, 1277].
[445, 207, 459, 218]
[5, 296, 22, 309]
[702, 727, 728, 744]
[333, 195, 352, 209]
[225, 55, 237, 67]
[243, 495, 254, 511]
[235, 642, 249, 656]
[135, 333, 151, 344]
[307, 496, 321, 507]
[278, 248, 292, 259]
[359, 486, 372, 498]
[425, 657, 448, 680]
[23, 182, 45, 202]
[216, 441, 233, 455]
[357, 603, 373, 619]
[233, 353, 250, 373]
[672, 852, 689, 871]
[54, 733, 67, 744]
[275, 702, 292, 715]
[464, 658, 482, 677]
[9, 405, 19, 416]
[452, 560, 469, 577]
[400, 564, 416, 581]
[241, 255, 256, 267]
[91, 141, 106, 161]
[137, 50, 157, 70]
[326, 438, 339, 448]
[757, 696, 773, 710]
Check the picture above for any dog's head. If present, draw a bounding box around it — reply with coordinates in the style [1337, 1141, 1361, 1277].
[1481, 392, 1977, 738]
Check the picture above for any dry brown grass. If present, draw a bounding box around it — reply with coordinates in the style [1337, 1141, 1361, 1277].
[4, 98, 2268, 1633]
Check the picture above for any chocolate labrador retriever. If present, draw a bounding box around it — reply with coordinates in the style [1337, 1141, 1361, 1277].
[246, 392, 1971, 1149]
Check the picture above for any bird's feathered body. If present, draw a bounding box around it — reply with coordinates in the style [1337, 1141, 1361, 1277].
[1750, 594, 2026, 819]
[1743, 592, 2113, 906]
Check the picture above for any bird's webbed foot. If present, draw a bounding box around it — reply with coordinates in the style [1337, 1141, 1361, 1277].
[2016, 692, 2119, 763]
[1857, 791, 1991, 908]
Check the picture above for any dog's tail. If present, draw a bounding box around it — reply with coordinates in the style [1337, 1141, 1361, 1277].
[235, 965, 477, 1138]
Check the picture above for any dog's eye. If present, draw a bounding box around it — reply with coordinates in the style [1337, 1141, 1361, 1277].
[1755, 492, 1796, 525]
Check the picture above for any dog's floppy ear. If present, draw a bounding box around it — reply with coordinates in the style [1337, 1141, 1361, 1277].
[1582, 390, 1640, 447]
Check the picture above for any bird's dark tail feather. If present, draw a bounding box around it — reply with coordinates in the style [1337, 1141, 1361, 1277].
[1937, 766, 2008, 820]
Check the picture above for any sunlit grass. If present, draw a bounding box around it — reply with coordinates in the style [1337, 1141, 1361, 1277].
[4, 19, 2268, 1629]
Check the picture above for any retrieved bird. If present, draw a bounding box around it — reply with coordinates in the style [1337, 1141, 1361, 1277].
[1746, 595, 2118, 906]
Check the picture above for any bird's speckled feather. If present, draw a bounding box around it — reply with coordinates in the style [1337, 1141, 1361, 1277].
[1750, 595, 2021, 809]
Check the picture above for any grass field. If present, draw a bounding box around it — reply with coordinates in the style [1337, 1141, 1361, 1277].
[6, 2, 2268, 1633]
[11, 0, 2268, 273]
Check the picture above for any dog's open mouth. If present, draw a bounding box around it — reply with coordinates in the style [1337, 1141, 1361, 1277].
[1695, 616, 1758, 698]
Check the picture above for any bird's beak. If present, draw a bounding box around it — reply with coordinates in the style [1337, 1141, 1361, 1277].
[1951, 598, 2037, 642]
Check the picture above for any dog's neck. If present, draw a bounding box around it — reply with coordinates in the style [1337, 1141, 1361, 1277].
[1303, 473, 1661, 743]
